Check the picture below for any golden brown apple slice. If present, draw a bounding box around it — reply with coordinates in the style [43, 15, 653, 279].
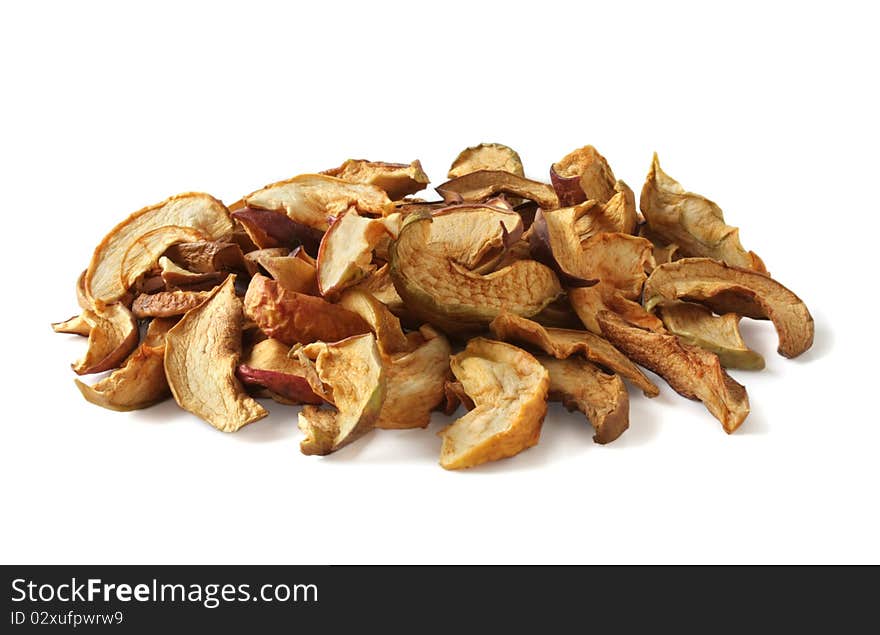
[132, 289, 211, 318]
[85, 193, 233, 307]
[243, 274, 370, 345]
[232, 207, 324, 254]
[439, 338, 548, 469]
[52, 314, 92, 336]
[74, 317, 176, 411]
[235, 338, 324, 405]
[431, 204, 523, 273]
[639, 223, 680, 270]
[250, 251, 318, 295]
[338, 288, 410, 355]
[640, 154, 766, 272]
[550, 145, 617, 206]
[243, 173, 394, 232]
[322, 159, 429, 200]
[436, 170, 559, 210]
[448, 143, 524, 179]
[658, 302, 765, 370]
[643, 258, 814, 358]
[569, 283, 665, 334]
[164, 276, 267, 432]
[597, 311, 750, 433]
[389, 213, 562, 333]
[316, 208, 401, 297]
[71, 303, 138, 375]
[540, 356, 630, 444]
[298, 333, 386, 455]
[158, 257, 225, 291]
[489, 311, 658, 397]
[162, 241, 254, 275]
[119, 226, 208, 291]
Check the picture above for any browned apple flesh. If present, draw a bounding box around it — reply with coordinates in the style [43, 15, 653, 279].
[322, 159, 429, 200]
[436, 170, 558, 210]
[448, 143, 524, 179]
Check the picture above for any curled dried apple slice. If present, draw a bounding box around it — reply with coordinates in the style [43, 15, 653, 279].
[71, 303, 138, 375]
[431, 204, 523, 273]
[639, 223, 680, 269]
[298, 334, 385, 455]
[52, 314, 92, 336]
[158, 257, 224, 291]
[74, 317, 176, 411]
[235, 338, 323, 405]
[322, 159, 429, 200]
[164, 276, 267, 432]
[641, 154, 766, 272]
[389, 213, 562, 333]
[540, 356, 629, 444]
[163, 241, 253, 275]
[569, 283, 665, 334]
[244, 174, 394, 233]
[251, 251, 318, 295]
[316, 208, 402, 297]
[643, 258, 814, 358]
[243, 274, 370, 345]
[377, 326, 451, 430]
[132, 289, 211, 318]
[85, 193, 233, 307]
[120, 226, 207, 291]
[437, 171, 558, 210]
[440, 338, 549, 470]
[489, 311, 658, 397]
[550, 145, 617, 206]
[448, 143, 524, 178]
[577, 233, 654, 300]
[338, 288, 409, 355]
[597, 311, 750, 433]
[658, 302, 765, 370]
[232, 207, 324, 254]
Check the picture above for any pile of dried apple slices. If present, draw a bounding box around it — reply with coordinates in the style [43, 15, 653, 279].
[54, 146, 814, 469]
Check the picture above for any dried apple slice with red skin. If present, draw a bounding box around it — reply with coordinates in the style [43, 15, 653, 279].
[316, 209, 401, 297]
[550, 145, 617, 206]
[448, 143, 524, 179]
[132, 289, 211, 318]
[235, 338, 323, 405]
[643, 258, 814, 358]
[321, 159, 430, 200]
[71, 303, 138, 375]
[440, 338, 549, 470]
[162, 241, 253, 275]
[298, 334, 386, 456]
[232, 207, 324, 255]
[658, 301, 765, 370]
[244, 174, 394, 234]
[540, 356, 630, 444]
[74, 318, 176, 411]
[640, 154, 766, 272]
[164, 276, 267, 432]
[243, 273, 370, 345]
[436, 170, 559, 210]
[597, 311, 750, 433]
[85, 193, 233, 308]
[389, 213, 562, 334]
[489, 311, 659, 397]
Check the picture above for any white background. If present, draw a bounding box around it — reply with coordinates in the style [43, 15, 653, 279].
[1, 1, 877, 564]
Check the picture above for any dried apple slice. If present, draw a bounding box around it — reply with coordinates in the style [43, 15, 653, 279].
[243, 274, 370, 345]
[52, 314, 92, 336]
[316, 208, 402, 297]
[338, 288, 409, 355]
[377, 326, 451, 430]
[431, 204, 523, 273]
[578, 233, 654, 300]
[440, 338, 549, 470]
[232, 207, 324, 254]
[641, 154, 766, 272]
[442, 380, 474, 415]
[74, 317, 176, 411]
[540, 356, 629, 444]
[163, 241, 253, 275]
[597, 311, 750, 433]
[132, 289, 211, 318]
[550, 145, 617, 206]
[389, 213, 562, 333]
[119, 225, 208, 290]
[236, 338, 323, 405]
[643, 258, 814, 358]
[437, 170, 558, 210]
[569, 283, 665, 334]
[250, 251, 318, 295]
[158, 257, 224, 291]
[639, 223, 680, 269]
[322, 159, 429, 200]
[164, 276, 267, 432]
[298, 334, 385, 455]
[85, 193, 233, 307]
[489, 311, 658, 396]
[71, 303, 138, 375]
[658, 302, 765, 370]
[244, 174, 394, 233]
[448, 143, 524, 178]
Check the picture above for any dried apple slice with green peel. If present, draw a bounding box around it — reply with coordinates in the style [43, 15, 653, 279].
[440, 338, 549, 470]
[85, 193, 233, 307]
[640, 154, 766, 272]
[389, 212, 562, 333]
[298, 334, 386, 456]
